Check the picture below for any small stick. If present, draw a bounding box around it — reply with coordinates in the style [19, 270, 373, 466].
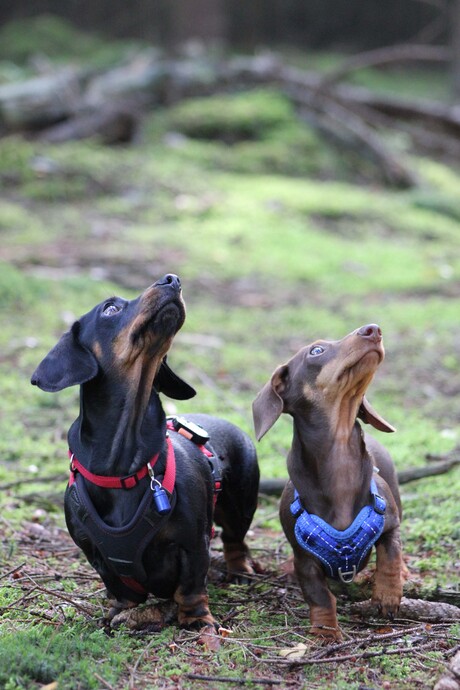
[186, 674, 285, 686]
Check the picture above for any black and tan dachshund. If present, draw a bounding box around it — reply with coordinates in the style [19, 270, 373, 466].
[31, 274, 259, 644]
[253, 324, 405, 641]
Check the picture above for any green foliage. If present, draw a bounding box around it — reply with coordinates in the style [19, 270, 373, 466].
[0, 15, 143, 68]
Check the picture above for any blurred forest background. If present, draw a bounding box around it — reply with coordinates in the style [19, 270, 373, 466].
[0, 0, 458, 55]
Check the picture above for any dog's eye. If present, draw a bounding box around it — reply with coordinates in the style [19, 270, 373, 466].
[102, 303, 120, 317]
[310, 345, 325, 356]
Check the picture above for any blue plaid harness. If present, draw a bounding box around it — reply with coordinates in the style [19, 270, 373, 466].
[290, 478, 386, 583]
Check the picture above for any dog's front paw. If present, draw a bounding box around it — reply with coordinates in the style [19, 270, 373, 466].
[372, 588, 402, 620]
[224, 543, 260, 584]
[110, 605, 165, 631]
[309, 605, 342, 642]
[227, 561, 256, 585]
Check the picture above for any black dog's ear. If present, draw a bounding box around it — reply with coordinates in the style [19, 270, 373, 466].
[154, 358, 196, 400]
[31, 328, 99, 392]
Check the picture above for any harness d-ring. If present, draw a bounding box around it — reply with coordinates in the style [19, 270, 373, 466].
[338, 566, 357, 584]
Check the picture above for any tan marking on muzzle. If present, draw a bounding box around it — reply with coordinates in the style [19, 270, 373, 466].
[92, 340, 103, 362]
[302, 381, 317, 402]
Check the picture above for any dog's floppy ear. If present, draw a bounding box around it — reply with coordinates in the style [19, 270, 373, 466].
[358, 395, 396, 433]
[252, 364, 288, 441]
[31, 327, 99, 392]
[154, 358, 196, 400]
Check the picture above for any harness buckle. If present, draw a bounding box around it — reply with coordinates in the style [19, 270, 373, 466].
[120, 474, 140, 489]
[338, 566, 357, 584]
[69, 453, 75, 471]
[372, 493, 386, 515]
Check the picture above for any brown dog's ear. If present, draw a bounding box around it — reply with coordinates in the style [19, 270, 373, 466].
[252, 364, 288, 441]
[31, 328, 99, 392]
[154, 358, 196, 400]
[358, 396, 396, 433]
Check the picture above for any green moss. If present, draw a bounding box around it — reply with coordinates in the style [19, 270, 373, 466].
[149, 89, 294, 142]
[0, 624, 129, 689]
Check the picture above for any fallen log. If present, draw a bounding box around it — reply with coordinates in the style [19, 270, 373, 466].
[0, 68, 83, 129]
[39, 106, 139, 144]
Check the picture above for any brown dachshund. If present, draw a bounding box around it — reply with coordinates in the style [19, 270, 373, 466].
[31, 274, 259, 644]
[253, 324, 404, 640]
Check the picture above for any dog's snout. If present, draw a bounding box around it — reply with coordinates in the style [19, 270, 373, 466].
[357, 324, 382, 342]
[155, 274, 181, 290]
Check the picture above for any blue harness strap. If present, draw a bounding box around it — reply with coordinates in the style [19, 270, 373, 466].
[290, 479, 386, 583]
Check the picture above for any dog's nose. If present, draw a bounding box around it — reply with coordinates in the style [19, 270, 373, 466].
[155, 274, 181, 290]
[357, 324, 382, 342]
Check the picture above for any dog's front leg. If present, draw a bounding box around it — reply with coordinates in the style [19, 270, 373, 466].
[174, 543, 219, 644]
[372, 526, 403, 619]
[293, 549, 341, 641]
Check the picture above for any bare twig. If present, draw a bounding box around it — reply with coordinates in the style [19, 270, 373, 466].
[0, 474, 67, 491]
[268, 639, 437, 667]
[21, 572, 95, 617]
[0, 563, 26, 581]
[320, 44, 450, 88]
[93, 673, 116, 690]
[186, 674, 285, 686]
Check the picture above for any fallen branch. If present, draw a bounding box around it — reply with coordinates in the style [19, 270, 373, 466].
[320, 43, 450, 88]
[290, 83, 417, 187]
[351, 597, 460, 623]
[259, 455, 460, 496]
[335, 82, 460, 137]
[397, 455, 460, 484]
[0, 474, 67, 491]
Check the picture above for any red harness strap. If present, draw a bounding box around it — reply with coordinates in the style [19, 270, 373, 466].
[68, 437, 176, 493]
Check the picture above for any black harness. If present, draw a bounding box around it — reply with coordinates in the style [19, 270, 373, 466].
[65, 417, 221, 600]
[65, 471, 176, 600]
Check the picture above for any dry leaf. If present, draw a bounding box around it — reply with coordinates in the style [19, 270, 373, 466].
[279, 642, 307, 659]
